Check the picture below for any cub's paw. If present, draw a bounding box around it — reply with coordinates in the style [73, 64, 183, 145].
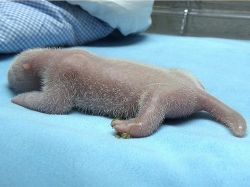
[111, 119, 144, 138]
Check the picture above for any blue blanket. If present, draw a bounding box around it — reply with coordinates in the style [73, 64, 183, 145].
[0, 34, 249, 187]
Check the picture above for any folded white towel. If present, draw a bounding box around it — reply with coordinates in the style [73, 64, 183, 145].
[66, 0, 154, 35]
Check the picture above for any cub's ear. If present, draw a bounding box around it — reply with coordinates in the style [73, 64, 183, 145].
[22, 63, 32, 70]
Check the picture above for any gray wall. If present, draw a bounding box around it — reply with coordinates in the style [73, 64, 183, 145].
[148, 1, 250, 39]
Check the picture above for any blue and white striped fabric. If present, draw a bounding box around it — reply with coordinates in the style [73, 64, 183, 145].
[0, 0, 114, 53]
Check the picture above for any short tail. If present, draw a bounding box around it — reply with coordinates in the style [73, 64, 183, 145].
[199, 91, 247, 137]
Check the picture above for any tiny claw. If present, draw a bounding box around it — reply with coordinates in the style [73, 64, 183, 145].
[114, 132, 131, 139]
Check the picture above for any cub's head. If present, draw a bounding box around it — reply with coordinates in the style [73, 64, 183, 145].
[8, 50, 41, 93]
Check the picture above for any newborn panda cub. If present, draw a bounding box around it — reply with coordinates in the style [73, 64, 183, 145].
[8, 48, 247, 138]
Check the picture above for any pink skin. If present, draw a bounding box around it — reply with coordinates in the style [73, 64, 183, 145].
[8, 48, 247, 138]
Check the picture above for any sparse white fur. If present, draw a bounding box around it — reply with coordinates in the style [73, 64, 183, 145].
[8, 48, 247, 138]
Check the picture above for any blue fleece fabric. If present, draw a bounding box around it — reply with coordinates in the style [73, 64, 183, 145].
[0, 34, 249, 187]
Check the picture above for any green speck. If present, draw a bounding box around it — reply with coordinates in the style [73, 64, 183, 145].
[121, 133, 131, 139]
[115, 132, 131, 139]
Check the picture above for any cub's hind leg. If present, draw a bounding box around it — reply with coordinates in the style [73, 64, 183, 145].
[112, 85, 201, 138]
[199, 91, 247, 137]
[112, 89, 168, 138]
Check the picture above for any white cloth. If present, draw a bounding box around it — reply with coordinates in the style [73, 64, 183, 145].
[65, 0, 154, 35]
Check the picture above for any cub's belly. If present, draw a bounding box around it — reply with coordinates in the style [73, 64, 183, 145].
[74, 90, 140, 118]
